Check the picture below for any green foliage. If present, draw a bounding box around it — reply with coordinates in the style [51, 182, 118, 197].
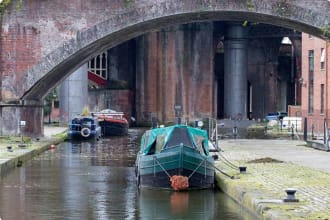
[44, 89, 58, 116]
[0, 0, 11, 17]
[107, 79, 129, 89]
[273, 2, 292, 17]
[246, 0, 255, 11]
[321, 24, 330, 38]
[16, 0, 22, 10]
[123, 0, 133, 9]
[53, 130, 68, 140]
[81, 106, 90, 116]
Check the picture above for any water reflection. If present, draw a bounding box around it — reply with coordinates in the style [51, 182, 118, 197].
[139, 189, 216, 219]
[0, 128, 255, 220]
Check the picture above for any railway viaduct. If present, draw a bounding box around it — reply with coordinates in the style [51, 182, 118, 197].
[0, 0, 329, 136]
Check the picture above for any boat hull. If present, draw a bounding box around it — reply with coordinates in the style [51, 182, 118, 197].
[67, 128, 101, 140]
[136, 145, 215, 190]
[99, 120, 128, 136]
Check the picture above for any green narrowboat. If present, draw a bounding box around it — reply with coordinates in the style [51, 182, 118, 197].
[135, 124, 215, 190]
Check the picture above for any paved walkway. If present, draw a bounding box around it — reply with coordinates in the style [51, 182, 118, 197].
[220, 139, 330, 173]
[43, 125, 67, 138]
[216, 139, 330, 219]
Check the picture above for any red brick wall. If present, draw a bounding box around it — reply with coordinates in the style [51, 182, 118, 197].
[301, 33, 329, 121]
[135, 23, 215, 125]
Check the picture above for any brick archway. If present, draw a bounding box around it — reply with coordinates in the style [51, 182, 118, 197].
[0, 0, 329, 136]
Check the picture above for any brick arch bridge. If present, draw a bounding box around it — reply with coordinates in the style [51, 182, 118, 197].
[0, 0, 329, 136]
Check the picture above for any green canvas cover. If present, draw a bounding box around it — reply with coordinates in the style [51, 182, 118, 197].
[140, 125, 210, 156]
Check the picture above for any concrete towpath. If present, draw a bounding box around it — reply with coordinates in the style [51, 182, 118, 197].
[215, 139, 330, 219]
[43, 125, 68, 138]
[0, 126, 67, 177]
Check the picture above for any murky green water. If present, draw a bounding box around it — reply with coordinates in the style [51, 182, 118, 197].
[0, 128, 255, 220]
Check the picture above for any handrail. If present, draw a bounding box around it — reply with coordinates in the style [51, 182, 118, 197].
[207, 117, 220, 151]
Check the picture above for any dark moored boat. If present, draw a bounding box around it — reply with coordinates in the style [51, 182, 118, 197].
[93, 109, 129, 136]
[67, 116, 102, 140]
[135, 124, 215, 190]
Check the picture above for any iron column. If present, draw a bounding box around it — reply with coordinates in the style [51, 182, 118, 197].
[224, 23, 248, 119]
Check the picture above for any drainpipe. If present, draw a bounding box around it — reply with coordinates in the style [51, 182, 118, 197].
[326, 41, 329, 120]
[326, 40, 329, 149]
[291, 41, 295, 106]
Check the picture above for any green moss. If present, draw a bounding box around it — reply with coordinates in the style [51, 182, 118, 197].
[15, 0, 22, 10]
[215, 159, 330, 219]
[123, 0, 134, 9]
[53, 130, 68, 141]
[273, 1, 292, 17]
[245, 0, 255, 11]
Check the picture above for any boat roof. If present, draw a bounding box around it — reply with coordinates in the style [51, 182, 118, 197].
[140, 124, 210, 155]
[71, 115, 96, 120]
[70, 115, 98, 124]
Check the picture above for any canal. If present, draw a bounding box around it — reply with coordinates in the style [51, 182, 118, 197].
[0, 128, 255, 219]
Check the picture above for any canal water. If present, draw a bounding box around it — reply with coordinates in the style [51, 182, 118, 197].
[0, 128, 255, 220]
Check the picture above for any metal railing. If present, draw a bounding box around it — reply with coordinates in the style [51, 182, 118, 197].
[302, 117, 330, 151]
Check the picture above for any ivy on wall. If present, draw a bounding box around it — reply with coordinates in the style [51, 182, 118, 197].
[0, 0, 22, 18]
[321, 24, 330, 39]
[123, 0, 134, 9]
[0, 0, 11, 18]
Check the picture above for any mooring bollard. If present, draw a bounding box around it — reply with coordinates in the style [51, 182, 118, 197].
[284, 188, 299, 202]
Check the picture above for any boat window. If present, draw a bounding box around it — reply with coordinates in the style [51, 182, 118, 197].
[193, 135, 206, 155]
[72, 118, 80, 125]
[147, 140, 156, 155]
[142, 132, 150, 152]
[81, 120, 92, 127]
[155, 135, 165, 153]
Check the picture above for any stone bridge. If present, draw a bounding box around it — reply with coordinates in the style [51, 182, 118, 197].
[0, 0, 329, 136]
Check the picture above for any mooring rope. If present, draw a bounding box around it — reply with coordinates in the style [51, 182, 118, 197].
[188, 157, 208, 179]
[218, 152, 239, 170]
[153, 156, 171, 179]
[212, 163, 235, 179]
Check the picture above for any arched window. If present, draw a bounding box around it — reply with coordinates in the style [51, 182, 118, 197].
[88, 52, 108, 80]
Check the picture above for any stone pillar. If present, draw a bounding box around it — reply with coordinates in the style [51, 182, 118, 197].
[59, 64, 88, 123]
[224, 23, 248, 119]
[0, 100, 43, 137]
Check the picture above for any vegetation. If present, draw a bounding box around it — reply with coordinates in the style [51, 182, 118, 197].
[321, 24, 330, 38]
[123, 0, 134, 9]
[273, 1, 292, 17]
[44, 89, 58, 120]
[81, 106, 90, 116]
[0, 0, 23, 18]
[0, 0, 11, 17]
[246, 0, 255, 11]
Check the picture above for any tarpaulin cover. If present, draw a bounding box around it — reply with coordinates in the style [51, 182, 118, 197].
[139, 125, 210, 156]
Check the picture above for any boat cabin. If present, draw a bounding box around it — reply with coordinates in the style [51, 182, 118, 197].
[140, 125, 210, 156]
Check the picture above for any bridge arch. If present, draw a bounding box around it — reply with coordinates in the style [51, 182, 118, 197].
[1, 0, 330, 136]
[14, 0, 330, 100]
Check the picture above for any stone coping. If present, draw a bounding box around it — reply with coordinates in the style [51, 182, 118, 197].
[0, 134, 65, 178]
[215, 159, 330, 219]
